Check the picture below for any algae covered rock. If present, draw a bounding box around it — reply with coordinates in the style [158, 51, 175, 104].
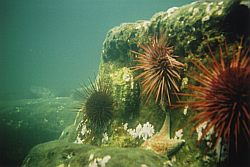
[22, 0, 249, 166]
[95, 0, 248, 166]
[149, 0, 241, 56]
[98, 0, 245, 125]
[102, 21, 150, 65]
[22, 140, 167, 167]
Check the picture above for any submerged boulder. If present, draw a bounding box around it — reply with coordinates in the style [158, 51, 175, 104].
[29, 86, 55, 99]
[22, 140, 167, 167]
[98, 0, 245, 127]
[96, 0, 249, 166]
[22, 0, 249, 167]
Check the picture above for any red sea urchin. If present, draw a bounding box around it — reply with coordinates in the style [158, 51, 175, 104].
[182, 40, 250, 152]
[131, 34, 184, 106]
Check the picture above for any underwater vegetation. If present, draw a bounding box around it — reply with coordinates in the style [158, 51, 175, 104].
[131, 34, 184, 106]
[180, 39, 250, 164]
[80, 77, 113, 131]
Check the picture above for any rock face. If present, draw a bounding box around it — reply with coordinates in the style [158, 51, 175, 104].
[98, 0, 244, 124]
[22, 0, 249, 167]
[22, 140, 166, 167]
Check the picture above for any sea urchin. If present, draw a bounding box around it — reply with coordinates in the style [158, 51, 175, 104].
[131, 34, 184, 106]
[181, 40, 250, 152]
[82, 77, 113, 130]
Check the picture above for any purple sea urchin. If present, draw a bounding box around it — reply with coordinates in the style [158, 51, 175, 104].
[82, 77, 113, 130]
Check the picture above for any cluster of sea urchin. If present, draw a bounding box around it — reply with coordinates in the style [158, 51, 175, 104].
[82, 77, 113, 130]
[131, 34, 184, 106]
[181, 40, 250, 151]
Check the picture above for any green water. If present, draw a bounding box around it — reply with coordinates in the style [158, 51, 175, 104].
[0, 0, 195, 166]
[0, 0, 194, 100]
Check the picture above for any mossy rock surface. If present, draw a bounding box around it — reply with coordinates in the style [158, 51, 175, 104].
[149, 0, 241, 56]
[22, 0, 249, 167]
[96, 0, 248, 166]
[98, 0, 246, 127]
[22, 140, 167, 167]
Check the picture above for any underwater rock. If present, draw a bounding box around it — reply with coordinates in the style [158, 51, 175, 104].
[30, 86, 55, 98]
[59, 123, 78, 142]
[99, 0, 244, 124]
[99, 64, 141, 119]
[96, 0, 248, 166]
[59, 112, 84, 143]
[149, 0, 241, 56]
[0, 97, 77, 167]
[21, 1, 249, 167]
[102, 0, 241, 62]
[22, 140, 167, 167]
[102, 21, 150, 64]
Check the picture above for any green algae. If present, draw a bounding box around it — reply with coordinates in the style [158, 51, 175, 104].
[22, 140, 167, 167]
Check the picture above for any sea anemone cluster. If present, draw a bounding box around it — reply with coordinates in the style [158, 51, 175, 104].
[181, 40, 250, 152]
[81, 77, 113, 130]
[131, 34, 184, 106]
